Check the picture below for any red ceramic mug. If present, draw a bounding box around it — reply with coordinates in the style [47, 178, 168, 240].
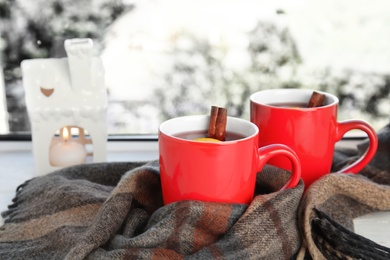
[250, 88, 378, 188]
[159, 115, 301, 205]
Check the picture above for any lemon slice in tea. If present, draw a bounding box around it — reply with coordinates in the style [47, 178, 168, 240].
[194, 137, 221, 142]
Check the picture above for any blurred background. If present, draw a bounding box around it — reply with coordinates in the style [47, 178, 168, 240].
[1, 0, 389, 136]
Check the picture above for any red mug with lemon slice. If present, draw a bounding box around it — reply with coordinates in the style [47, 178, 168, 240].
[158, 115, 302, 205]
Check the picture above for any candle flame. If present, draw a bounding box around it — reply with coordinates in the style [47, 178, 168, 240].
[63, 127, 69, 142]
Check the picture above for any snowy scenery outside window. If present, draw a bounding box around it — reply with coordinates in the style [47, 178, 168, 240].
[1, 0, 389, 135]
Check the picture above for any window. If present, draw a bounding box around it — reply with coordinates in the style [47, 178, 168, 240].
[1, 0, 389, 137]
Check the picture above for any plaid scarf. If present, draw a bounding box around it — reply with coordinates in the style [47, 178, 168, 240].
[1, 123, 390, 259]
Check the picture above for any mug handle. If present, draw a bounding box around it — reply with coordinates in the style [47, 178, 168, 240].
[335, 120, 378, 174]
[257, 144, 301, 190]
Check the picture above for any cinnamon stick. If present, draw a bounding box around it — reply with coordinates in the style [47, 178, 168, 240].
[208, 106, 227, 141]
[208, 106, 219, 139]
[215, 108, 227, 141]
[307, 91, 326, 108]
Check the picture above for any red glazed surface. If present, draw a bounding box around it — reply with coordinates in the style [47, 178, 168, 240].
[250, 89, 378, 188]
[159, 115, 301, 205]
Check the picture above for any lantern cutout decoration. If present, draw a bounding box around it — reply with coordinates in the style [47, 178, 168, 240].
[21, 38, 108, 176]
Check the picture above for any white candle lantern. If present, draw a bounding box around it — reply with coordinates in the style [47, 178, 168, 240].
[21, 38, 108, 175]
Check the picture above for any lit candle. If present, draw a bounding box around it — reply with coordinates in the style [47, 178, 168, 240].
[49, 127, 87, 167]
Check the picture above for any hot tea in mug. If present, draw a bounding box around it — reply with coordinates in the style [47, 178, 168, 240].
[174, 130, 245, 141]
[250, 88, 378, 188]
[159, 114, 302, 205]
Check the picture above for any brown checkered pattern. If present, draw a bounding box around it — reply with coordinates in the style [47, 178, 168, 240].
[1, 123, 390, 259]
